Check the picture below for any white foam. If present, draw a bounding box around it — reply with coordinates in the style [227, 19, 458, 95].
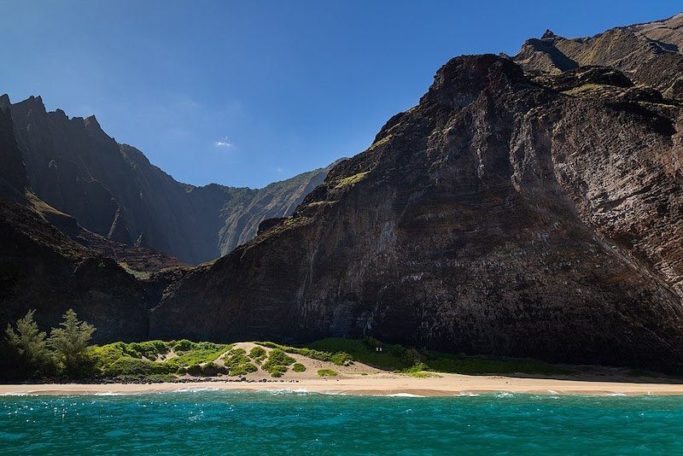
[386, 393, 425, 398]
[170, 387, 221, 393]
[495, 392, 514, 398]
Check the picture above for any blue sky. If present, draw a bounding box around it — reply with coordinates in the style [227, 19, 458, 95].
[1, 1, 679, 188]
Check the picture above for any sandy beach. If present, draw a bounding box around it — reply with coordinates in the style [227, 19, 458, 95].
[2, 373, 683, 397]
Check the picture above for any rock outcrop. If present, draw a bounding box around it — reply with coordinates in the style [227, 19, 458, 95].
[151, 44, 683, 371]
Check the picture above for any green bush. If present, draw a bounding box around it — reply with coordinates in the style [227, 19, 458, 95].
[249, 346, 267, 362]
[165, 345, 229, 368]
[103, 356, 174, 377]
[128, 340, 170, 359]
[317, 369, 338, 377]
[269, 365, 287, 377]
[256, 341, 352, 366]
[292, 363, 306, 372]
[401, 348, 423, 366]
[229, 362, 258, 376]
[200, 362, 228, 376]
[330, 352, 352, 366]
[174, 339, 194, 352]
[223, 348, 258, 376]
[262, 349, 295, 377]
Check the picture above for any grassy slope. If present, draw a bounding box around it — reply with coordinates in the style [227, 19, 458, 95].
[87, 337, 571, 382]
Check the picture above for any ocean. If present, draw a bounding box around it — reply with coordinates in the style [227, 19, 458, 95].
[1, 390, 682, 455]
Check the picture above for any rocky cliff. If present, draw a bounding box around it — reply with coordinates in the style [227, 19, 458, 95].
[8, 95, 329, 264]
[2, 15, 682, 371]
[151, 22, 683, 371]
[515, 13, 683, 100]
[0, 103, 151, 342]
[0, 95, 27, 201]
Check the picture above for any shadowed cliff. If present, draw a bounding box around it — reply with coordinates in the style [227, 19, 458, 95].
[151, 48, 683, 371]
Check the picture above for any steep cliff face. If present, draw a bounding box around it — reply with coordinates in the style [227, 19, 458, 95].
[515, 13, 683, 100]
[0, 95, 27, 201]
[8, 95, 329, 264]
[217, 168, 328, 255]
[151, 51, 683, 371]
[0, 104, 150, 342]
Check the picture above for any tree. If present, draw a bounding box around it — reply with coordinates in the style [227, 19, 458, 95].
[4, 310, 52, 377]
[49, 309, 96, 376]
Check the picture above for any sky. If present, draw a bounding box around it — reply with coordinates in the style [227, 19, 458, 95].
[1, 1, 679, 188]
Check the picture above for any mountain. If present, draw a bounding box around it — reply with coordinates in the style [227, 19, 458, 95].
[8, 94, 330, 264]
[0, 97, 151, 342]
[150, 17, 683, 371]
[514, 13, 683, 100]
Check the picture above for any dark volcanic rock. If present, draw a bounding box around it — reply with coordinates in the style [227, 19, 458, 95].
[8, 95, 330, 263]
[151, 51, 683, 371]
[0, 200, 150, 342]
[0, 95, 27, 201]
[0, 98, 186, 342]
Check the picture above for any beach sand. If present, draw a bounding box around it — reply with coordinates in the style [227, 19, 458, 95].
[2, 373, 683, 397]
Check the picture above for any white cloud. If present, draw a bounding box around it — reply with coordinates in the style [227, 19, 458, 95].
[214, 137, 232, 148]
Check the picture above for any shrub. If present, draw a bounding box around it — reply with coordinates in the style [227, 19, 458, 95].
[249, 346, 267, 361]
[129, 340, 170, 359]
[256, 341, 351, 365]
[229, 362, 257, 376]
[317, 369, 338, 377]
[262, 349, 295, 377]
[330, 352, 352, 366]
[292, 363, 306, 373]
[103, 357, 165, 377]
[200, 362, 228, 376]
[401, 348, 423, 366]
[269, 365, 287, 377]
[223, 348, 258, 376]
[166, 345, 229, 368]
[174, 339, 194, 352]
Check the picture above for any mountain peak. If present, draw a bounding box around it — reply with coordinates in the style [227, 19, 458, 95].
[0, 94, 10, 110]
[541, 29, 557, 39]
[15, 95, 47, 115]
[84, 114, 101, 130]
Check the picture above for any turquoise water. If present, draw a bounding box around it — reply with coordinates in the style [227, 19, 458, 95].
[1, 391, 683, 455]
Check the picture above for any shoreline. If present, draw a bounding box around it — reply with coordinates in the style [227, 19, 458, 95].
[2, 373, 683, 397]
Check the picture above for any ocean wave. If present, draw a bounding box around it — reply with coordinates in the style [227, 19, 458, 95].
[170, 387, 221, 393]
[386, 393, 425, 398]
[495, 392, 515, 398]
